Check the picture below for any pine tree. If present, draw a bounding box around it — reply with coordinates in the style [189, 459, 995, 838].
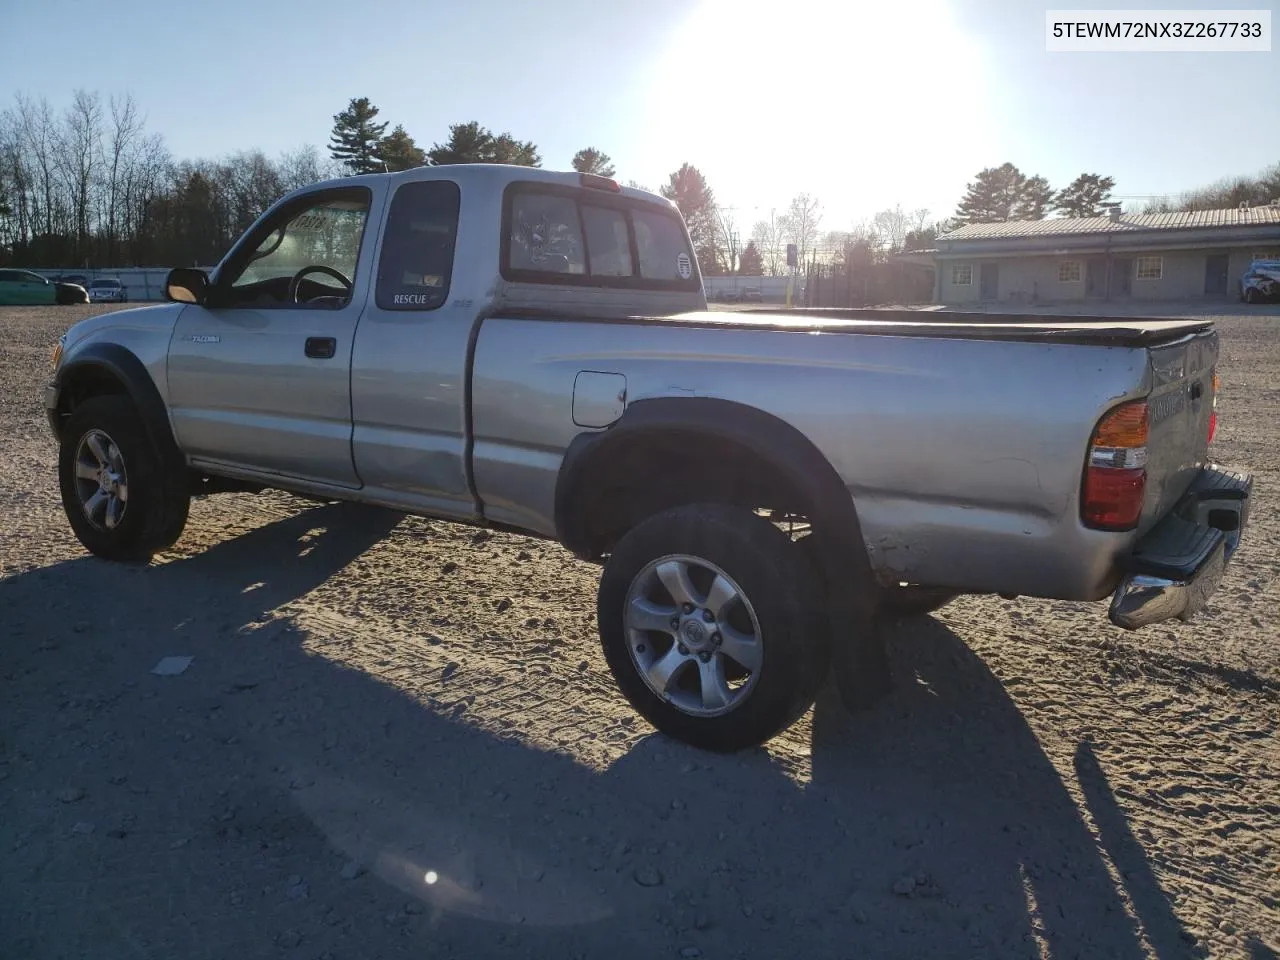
[378, 125, 425, 172]
[572, 147, 616, 177]
[661, 163, 717, 256]
[426, 122, 539, 166]
[738, 240, 764, 275]
[955, 163, 1027, 223]
[328, 98, 388, 175]
[1014, 175, 1053, 220]
[1053, 173, 1117, 218]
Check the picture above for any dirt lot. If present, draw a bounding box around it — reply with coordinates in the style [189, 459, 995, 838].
[2, 304, 1277, 960]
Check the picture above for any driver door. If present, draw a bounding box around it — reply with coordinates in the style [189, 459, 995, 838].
[167, 184, 380, 488]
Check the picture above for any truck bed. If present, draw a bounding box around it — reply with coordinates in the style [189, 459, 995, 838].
[498, 305, 1214, 348]
[662, 308, 1215, 348]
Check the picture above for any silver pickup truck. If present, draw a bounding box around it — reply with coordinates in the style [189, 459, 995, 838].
[45, 164, 1253, 751]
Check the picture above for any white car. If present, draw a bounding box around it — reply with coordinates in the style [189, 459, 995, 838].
[87, 278, 128, 303]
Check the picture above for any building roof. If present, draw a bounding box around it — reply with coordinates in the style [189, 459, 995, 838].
[939, 204, 1280, 242]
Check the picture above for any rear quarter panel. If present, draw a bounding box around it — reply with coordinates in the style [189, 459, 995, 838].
[470, 318, 1154, 600]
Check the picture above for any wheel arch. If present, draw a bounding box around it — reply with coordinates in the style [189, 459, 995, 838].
[553, 396, 876, 591]
[52, 343, 182, 466]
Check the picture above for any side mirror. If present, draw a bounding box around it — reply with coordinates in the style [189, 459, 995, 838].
[166, 268, 209, 304]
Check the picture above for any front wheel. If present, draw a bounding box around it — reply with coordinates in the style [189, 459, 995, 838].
[58, 395, 190, 561]
[597, 504, 830, 752]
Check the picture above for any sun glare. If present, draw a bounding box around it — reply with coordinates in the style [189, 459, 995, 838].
[639, 0, 992, 221]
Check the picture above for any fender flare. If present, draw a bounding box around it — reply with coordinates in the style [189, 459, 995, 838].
[52, 342, 182, 464]
[553, 396, 875, 584]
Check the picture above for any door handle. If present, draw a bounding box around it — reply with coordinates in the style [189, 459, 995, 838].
[305, 336, 337, 359]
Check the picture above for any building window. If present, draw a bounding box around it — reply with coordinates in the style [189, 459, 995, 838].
[1135, 256, 1163, 280]
[951, 264, 972, 286]
[1058, 261, 1082, 283]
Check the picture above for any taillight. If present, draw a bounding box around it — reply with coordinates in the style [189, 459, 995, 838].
[1208, 371, 1220, 444]
[1083, 400, 1148, 531]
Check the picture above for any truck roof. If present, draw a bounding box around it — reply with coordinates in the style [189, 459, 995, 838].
[289, 163, 677, 210]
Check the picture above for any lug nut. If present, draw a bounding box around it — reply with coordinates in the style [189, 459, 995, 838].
[682, 603, 694, 615]
[670, 617, 680, 630]
[702, 609, 715, 622]
[698, 652, 711, 663]
[677, 644, 689, 656]
[711, 633, 722, 646]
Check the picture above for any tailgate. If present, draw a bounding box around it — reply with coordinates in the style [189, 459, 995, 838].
[1140, 329, 1217, 532]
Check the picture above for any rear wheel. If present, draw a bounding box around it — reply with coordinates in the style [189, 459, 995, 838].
[58, 395, 190, 561]
[597, 504, 830, 752]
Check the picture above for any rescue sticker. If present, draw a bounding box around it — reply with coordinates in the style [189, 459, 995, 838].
[676, 252, 692, 280]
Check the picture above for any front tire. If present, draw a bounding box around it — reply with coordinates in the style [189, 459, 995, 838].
[58, 395, 190, 561]
[598, 504, 830, 752]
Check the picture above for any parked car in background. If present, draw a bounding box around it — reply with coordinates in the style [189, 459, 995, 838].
[88, 277, 128, 303]
[741, 288, 763, 303]
[1240, 260, 1280, 303]
[0, 269, 88, 305]
[59, 274, 90, 289]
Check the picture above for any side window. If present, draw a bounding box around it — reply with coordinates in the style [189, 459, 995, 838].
[376, 181, 461, 311]
[508, 190, 585, 275]
[0, 271, 15, 283]
[581, 205, 633, 277]
[223, 189, 371, 306]
[632, 209, 695, 282]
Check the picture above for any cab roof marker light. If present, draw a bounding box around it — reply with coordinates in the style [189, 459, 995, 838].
[579, 174, 620, 193]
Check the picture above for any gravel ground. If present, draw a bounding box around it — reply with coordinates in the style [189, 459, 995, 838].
[1, 304, 1277, 960]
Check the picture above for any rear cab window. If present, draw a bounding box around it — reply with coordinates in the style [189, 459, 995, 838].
[502, 182, 699, 290]
[376, 180, 462, 311]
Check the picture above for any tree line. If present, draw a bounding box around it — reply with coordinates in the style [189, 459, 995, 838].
[3, 89, 1275, 272]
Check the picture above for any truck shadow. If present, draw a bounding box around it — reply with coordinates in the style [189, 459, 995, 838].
[0, 504, 1197, 960]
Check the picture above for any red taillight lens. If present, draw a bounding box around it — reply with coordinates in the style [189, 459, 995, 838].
[1208, 370, 1220, 444]
[1082, 467, 1146, 530]
[1083, 400, 1148, 531]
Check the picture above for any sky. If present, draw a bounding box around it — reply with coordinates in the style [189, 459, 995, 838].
[2, 0, 1277, 234]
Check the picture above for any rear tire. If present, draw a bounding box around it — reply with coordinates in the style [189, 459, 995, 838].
[597, 504, 830, 752]
[58, 395, 190, 562]
[795, 532, 892, 714]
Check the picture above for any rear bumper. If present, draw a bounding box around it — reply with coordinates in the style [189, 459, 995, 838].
[1108, 464, 1252, 629]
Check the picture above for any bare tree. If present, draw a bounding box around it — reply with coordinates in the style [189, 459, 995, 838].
[749, 208, 787, 276]
[101, 94, 142, 265]
[16, 94, 61, 242]
[278, 145, 325, 192]
[714, 206, 741, 274]
[871, 204, 911, 253]
[58, 89, 103, 263]
[121, 133, 170, 265]
[222, 151, 284, 235]
[782, 193, 822, 269]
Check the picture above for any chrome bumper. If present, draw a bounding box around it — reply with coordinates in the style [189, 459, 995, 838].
[1109, 464, 1252, 629]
